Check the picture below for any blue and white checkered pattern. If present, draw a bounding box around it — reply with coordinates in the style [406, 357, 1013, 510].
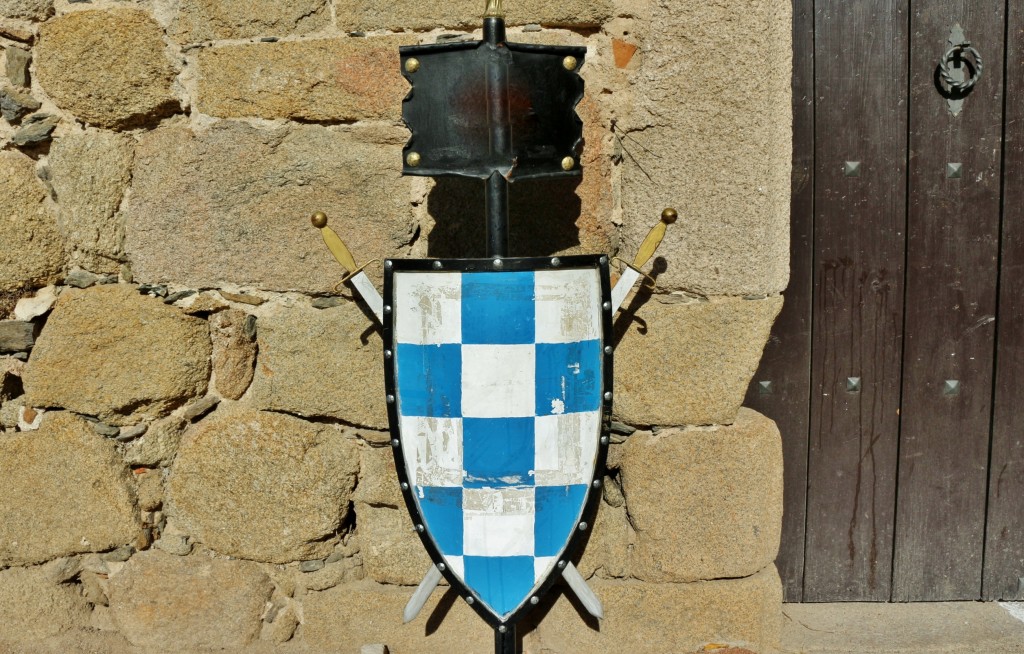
[393, 268, 603, 618]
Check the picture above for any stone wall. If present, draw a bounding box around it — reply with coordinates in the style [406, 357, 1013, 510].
[0, 0, 791, 652]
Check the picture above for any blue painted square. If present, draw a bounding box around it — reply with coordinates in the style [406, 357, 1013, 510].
[464, 556, 535, 616]
[396, 343, 462, 418]
[463, 418, 535, 488]
[419, 486, 464, 556]
[534, 340, 602, 415]
[534, 484, 588, 557]
[461, 272, 535, 345]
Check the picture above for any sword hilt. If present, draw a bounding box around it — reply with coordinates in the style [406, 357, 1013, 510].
[632, 207, 678, 270]
[311, 211, 376, 285]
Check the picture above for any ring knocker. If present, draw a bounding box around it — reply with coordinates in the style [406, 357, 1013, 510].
[938, 42, 983, 94]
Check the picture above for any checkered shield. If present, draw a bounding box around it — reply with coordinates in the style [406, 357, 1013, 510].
[383, 255, 612, 626]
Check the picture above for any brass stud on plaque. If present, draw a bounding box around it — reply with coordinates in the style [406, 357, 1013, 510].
[563, 55, 578, 71]
[561, 156, 575, 171]
[405, 58, 421, 73]
[406, 152, 422, 167]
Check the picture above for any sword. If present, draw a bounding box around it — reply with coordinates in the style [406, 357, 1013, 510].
[610, 207, 678, 313]
[310, 212, 384, 323]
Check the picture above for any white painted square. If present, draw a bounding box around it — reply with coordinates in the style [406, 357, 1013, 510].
[394, 272, 462, 345]
[462, 488, 535, 557]
[533, 556, 556, 582]
[401, 416, 463, 488]
[461, 344, 536, 418]
[534, 268, 601, 344]
[445, 555, 465, 580]
[534, 412, 601, 486]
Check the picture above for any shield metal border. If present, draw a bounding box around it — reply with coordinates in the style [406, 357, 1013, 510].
[382, 255, 613, 628]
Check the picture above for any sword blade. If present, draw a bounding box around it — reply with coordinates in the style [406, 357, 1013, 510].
[403, 564, 443, 624]
[562, 562, 604, 620]
[610, 266, 642, 314]
[349, 271, 384, 323]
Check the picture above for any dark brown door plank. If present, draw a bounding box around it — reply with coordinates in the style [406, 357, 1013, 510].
[803, 0, 908, 602]
[743, 0, 815, 603]
[893, 4, 1007, 601]
[984, 0, 1024, 602]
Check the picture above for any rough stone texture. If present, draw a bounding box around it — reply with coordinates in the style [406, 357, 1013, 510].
[210, 309, 257, 400]
[23, 284, 211, 425]
[617, 0, 792, 296]
[48, 130, 134, 272]
[0, 412, 139, 566]
[354, 447, 431, 585]
[425, 94, 616, 259]
[196, 36, 413, 123]
[167, 406, 360, 563]
[123, 121, 416, 293]
[122, 415, 185, 468]
[614, 295, 782, 426]
[619, 409, 783, 583]
[108, 550, 273, 651]
[0, 0, 52, 21]
[0, 319, 33, 353]
[576, 483, 633, 580]
[336, 0, 612, 31]
[0, 566, 91, 644]
[248, 302, 386, 428]
[5, 45, 30, 87]
[171, 0, 329, 43]
[0, 84, 40, 121]
[524, 567, 782, 654]
[302, 580, 493, 654]
[11, 111, 58, 146]
[0, 151, 65, 293]
[35, 9, 179, 129]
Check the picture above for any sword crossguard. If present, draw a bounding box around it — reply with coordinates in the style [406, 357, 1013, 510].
[614, 207, 678, 290]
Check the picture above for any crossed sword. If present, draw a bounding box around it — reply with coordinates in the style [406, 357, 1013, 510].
[311, 208, 678, 622]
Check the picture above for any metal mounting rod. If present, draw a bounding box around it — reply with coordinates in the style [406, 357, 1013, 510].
[495, 625, 516, 654]
[483, 14, 510, 258]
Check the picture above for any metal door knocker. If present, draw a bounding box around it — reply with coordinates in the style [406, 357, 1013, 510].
[938, 24, 982, 116]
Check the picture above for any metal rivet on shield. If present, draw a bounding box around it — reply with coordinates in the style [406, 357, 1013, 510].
[401, 482, 409, 490]
[493, 258, 503, 269]
[498, 625, 507, 634]
[387, 394, 395, 404]
[602, 301, 611, 311]
[551, 257, 561, 267]
[384, 350, 392, 359]
[530, 596, 539, 605]
[437, 562, 446, 571]
[384, 260, 393, 270]
[604, 346, 612, 355]
[561, 156, 575, 171]
[466, 596, 475, 605]
[406, 152, 421, 167]
[384, 305, 392, 314]
[405, 57, 420, 73]
[433, 260, 443, 269]
[600, 255, 608, 265]
[391, 439, 400, 447]
[603, 391, 612, 401]
[557, 560, 566, 569]
[578, 522, 588, 531]
[562, 56, 577, 71]
[592, 479, 601, 488]
[600, 436, 608, 445]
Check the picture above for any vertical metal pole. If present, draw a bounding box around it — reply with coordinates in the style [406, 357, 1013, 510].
[483, 15, 510, 258]
[494, 625, 516, 654]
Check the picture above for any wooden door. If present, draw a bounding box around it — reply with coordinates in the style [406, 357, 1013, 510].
[747, 0, 1024, 602]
